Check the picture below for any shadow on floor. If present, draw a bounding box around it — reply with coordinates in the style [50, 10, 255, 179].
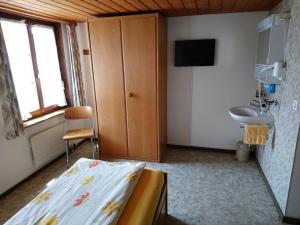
[166, 215, 189, 225]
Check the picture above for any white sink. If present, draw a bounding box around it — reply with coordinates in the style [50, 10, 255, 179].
[228, 106, 274, 126]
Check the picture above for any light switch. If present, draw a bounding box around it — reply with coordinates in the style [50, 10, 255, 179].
[293, 100, 298, 111]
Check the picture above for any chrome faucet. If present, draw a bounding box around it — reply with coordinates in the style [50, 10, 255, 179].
[248, 99, 260, 108]
[248, 99, 267, 114]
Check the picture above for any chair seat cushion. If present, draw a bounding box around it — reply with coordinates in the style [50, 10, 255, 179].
[63, 128, 94, 140]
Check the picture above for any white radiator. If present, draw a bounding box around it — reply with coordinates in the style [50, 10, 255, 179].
[29, 123, 65, 168]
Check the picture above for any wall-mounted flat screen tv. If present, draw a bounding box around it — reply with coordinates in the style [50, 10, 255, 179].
[175, 39, 215, 66]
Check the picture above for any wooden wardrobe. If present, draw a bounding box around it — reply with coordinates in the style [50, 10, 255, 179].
[89, 13, 167, 162]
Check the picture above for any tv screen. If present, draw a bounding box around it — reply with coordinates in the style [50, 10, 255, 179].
[175, 39, 215, 66]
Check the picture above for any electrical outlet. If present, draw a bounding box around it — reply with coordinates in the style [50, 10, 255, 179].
[293, 100, 298, 111]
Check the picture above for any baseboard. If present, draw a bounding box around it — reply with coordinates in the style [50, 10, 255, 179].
[283, 217, 300, 225]
[167, 144, 235, 153]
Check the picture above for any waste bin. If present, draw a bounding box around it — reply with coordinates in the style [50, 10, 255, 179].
[236, 141, 250, 162]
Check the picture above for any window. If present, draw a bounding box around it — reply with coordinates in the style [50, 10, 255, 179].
[1, 19, 68, 121]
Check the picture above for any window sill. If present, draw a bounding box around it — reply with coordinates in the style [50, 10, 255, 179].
[23, 109, 65, 128]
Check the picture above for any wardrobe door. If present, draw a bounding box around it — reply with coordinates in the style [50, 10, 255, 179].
[121, 16, 158, 160]
[89, 19, 128, 157]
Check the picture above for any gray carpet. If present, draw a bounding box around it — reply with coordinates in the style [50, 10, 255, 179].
[144, 147, 285, 225]
[0, 142, 285, 225]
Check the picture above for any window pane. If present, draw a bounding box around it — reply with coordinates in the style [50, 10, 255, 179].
[1, 20, 40, 120]
[32, 25, 67, 108]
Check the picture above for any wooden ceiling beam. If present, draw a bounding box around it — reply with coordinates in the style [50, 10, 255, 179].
[66, 0, 107, 13]
[209, 0, 222, 13]
[0, 4, 76, 23]
[196, 0, 209, 11]
[182, 0, 197, 9]
[109, 0, 138, 11]
[139, 0, 161, 10]
[52, 0, 100, 14]
[244, 0, 265, 11]
[221, 0, 236, 12]
[9, 0, 91, 21]
[97, 0, 128, 12]
[125, 0, 150, 11]
[33, 0, 96, 17]
[231, 0, 249, 12]
[153, 0, 173, 10]
[0, 1, 88, 22]
[165, 0, 185, 16]
[153, 0, 179, 16]
[182, 0, 199, 15]
[0, 0, 281, 21]
[81, 0, 118, 13]
[168, 0, 185, 9]
[9, 0, 90, 21]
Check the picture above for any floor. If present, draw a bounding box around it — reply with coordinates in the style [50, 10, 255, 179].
[0, 141, 286, 225]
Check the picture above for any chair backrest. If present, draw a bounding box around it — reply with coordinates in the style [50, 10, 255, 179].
[64, 106, 93, 120]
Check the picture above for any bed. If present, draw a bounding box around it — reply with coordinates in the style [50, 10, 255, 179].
[4, 158, 167, 225]
[118, 168, 167, 225]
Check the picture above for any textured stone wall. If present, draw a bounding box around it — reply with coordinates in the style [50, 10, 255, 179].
[256, 0, 300, 214]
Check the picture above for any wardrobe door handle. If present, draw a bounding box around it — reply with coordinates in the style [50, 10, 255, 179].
[128, 93, 134, 97]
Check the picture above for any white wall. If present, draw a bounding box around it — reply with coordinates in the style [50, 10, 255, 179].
[167, 12, 268, 150]
[0, 114, 65, 194]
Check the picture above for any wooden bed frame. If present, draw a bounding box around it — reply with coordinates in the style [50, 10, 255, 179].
[152, 173, 168, 225]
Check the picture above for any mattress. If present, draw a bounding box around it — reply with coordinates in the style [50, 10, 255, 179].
[4, 159, 146, 225]
[4, 160, 165, 225]
[118, 168, 165, 225]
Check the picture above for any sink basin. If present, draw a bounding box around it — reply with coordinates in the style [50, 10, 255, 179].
[229, 106, 274, 126]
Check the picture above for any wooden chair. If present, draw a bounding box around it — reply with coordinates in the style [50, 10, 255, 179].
[63, 106, 95, 166]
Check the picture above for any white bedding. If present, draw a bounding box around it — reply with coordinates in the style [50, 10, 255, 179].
[4, 158, 145, 225]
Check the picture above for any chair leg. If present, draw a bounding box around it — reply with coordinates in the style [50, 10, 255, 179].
[90, 137, 95, 159]
[65, 141, 69, 168]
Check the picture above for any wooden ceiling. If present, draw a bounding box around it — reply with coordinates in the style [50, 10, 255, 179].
[0, 0, 281, 23]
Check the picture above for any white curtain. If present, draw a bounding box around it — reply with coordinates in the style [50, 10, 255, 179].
[0, 23, 24, 139]
[66, 24, 86, 107]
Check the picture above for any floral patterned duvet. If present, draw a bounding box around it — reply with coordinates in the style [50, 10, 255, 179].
[4, 158, 145, 225]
